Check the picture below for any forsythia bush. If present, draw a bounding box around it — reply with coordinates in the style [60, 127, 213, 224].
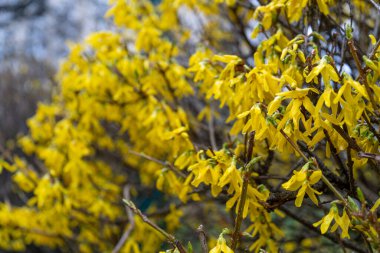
[1, 0, 380, 252]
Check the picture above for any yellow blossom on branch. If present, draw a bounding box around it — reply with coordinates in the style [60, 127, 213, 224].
[313, 204, 351, 239]
[282, 162, 322, 207]
[209, 230, 234, 253]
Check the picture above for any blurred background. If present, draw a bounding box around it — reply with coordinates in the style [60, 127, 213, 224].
[0, 0, 111, 144]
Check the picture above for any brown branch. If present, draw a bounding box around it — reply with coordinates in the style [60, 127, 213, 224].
[368, 35, 380, 60]
[298, 142, 347, 188]
[231, 170, 250, 250]
[123, 200, 187, 253]
[323, 129, 350, 184]
[265, 191, 297, 210]
[260, 139, 274, 174]
[367, 0, 380, 13]
[280, 129, 309, 162]
[332, 124, 362, 151]
[245, 131, 255, 162]
[346, 146, 355, 196]
[324, 127, 355, 195]
[231, 131, 255, 250]
[197, 225, 208, 253]
[229, 6, 256, 54]
[253, 175, 287, 180]
[208, 106, 217, 151]
[112, 186, 135, 253]
[358, 152, 380, 162]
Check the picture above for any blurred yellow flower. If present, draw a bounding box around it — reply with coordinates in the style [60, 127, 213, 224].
[210, 232, 234, 253]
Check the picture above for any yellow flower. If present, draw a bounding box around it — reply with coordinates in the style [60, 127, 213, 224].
[313, 205, 351, 238]
[282, 162, 322, 207]
[305, 56, 339, 85]
[313, 205, 340, 234]
[214, 0, 236, 6]
[270, 88, 318, 131]
[369, 34, 377, 45]
[174, 150, 196, 170]
[285, 0, 308, 23]
[316, 0, 330, 15]
[370, 198, 380, 212]
[253, 2, 284, 30]
[210, 232, 234, 253]
[218, 157, 241, 191]
[338, 209, 351, 239]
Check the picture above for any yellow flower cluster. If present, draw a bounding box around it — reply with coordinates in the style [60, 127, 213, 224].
[1, 0, 379, 252]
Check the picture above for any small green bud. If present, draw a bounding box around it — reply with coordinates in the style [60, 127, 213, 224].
[242, 232, 253, 238]
[357, 187, 366, 204]
[208, 158, 217, 167]
[345, 24, 353, 40]
[309, 32, 326, 42]
[187, 242, 193, 253]
[347, 196, 360, 212]
[222, 228, 232, 235]
[246, 156, 262, 171]
[258, 184, 269, 194]
[283, 54, 292, 64]
[363, 56, 378, 71]
[266, 116, 277, 126]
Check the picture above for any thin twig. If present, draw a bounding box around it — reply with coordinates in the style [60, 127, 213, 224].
[245, 131, 255, 162]
[253, 175, 287, 180]
[231, 170, 250, 250]
[320, 174, 347, 205]
[332, 124, 362, 151]
[128, 149, 187, 178]
[208, 106, 217, 151]
[229, 6, 256, 54]
[298, 142, 348, 188]
[260, 139, 274, 174]
[123, 199, 187, 253]
[281, 135, 349, 200]
[367, 0, 380, 13]
[368, 35, 380, 60]
[311, 156, 347, 204]
[280, 129, 309, 162]
[197, 225, 208, 253]
[346, 146, 355, 196]
[231, 132, 255, 250]
[323, 129, 350, 185]
[358, 152, 380, 162]
[112, 186, 135, 253]
[347, 39, 378, 111]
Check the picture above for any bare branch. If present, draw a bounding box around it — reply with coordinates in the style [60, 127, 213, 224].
[123, 199, 187, 253]
[197, 225, 208, 253]
[112, 186, 135, 253]
[367, 0, 380, 13]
